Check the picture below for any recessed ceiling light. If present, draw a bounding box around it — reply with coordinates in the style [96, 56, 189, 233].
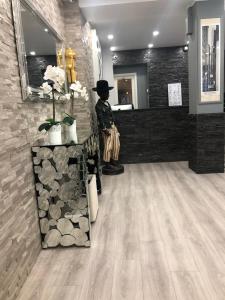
[183, 45, 189, 52]
[186, 40, 190, 45]
[108, 34, 114, 40]
[110, 46, 116, 51]
[148, 43, 154, 48]
[153, 30, 159, 37]
[44, 28, 48, 32]
[30, 51, 36, 56]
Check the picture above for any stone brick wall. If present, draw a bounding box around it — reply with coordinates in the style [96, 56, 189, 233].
[114, 107, 190, 164]
[0, 1, 95, 299]
[113, 47, 189, 108]
[189, 114, 225, 174]
[64, 1, 97, 137]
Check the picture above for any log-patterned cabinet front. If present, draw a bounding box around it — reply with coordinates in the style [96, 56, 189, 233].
[32, 134, 101, 248]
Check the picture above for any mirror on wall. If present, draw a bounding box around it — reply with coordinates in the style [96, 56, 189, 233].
[113, 64, 149, 109]
[114, 73, 138, 109]
[201, 18, 221, 103]
[12, 0, 65, 100]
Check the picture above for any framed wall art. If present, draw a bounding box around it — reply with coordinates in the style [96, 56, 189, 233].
[200, 18, 221, 103]
[168, 83, 182, 106]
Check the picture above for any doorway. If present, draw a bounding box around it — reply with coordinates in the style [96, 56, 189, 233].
[113, 64, 148, 109]
[114, 73, 138, 109]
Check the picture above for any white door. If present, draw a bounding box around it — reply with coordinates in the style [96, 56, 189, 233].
[114, 73, 138, 109]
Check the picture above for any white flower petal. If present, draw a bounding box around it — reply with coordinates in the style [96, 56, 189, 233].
[41, 82, 52, 94]
[70, 83, 77, 91]
[43, 65, 65, 86]
[73, 92, 79, 98]
[27, 86, 32, 95]
[54, 82, 62, 93]
[65, 93, 71, 100]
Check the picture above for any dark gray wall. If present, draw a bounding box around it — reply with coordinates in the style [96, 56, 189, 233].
[114, 107, 190, 164]
[189, 113, 224, 173]
[113, 46, 189, 108]
[113, 64, 148, 109]
[187, 0, 225, 175]
[27, 55, 57, 88]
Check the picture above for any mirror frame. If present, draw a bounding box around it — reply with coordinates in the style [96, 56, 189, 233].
[11, 0, 64, 100]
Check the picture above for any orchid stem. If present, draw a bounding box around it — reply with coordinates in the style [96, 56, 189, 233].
[52, 90, 56, 122]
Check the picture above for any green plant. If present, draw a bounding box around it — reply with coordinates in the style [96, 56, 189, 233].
[62, 113, 75, 126]
[38, 119, 61, 132]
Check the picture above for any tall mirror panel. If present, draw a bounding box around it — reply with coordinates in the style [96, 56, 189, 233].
[201, 18, 221, 103]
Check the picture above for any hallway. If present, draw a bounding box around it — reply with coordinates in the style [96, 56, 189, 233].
[17, 162, 225, 300]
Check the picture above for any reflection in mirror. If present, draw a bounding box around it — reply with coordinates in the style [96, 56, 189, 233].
[113, 64, 148, 109]
[21, 4, 56, 89]
[201, 18, 221, 103]
[12, 0, 65, 100]
[117, 78, 133, 105]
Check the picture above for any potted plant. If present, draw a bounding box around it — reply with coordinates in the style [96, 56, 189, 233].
[62, 113, 78, 143]
[63, 81, 89, 144]
[38, 66, 70, 145]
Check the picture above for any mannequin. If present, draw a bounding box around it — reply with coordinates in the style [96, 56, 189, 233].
[93, 80, 124, 175]
[57, 48, 77, 83]
[65, 48, 77, 83]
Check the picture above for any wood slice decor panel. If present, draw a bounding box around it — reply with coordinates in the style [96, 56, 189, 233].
[32, 143, 92, 248]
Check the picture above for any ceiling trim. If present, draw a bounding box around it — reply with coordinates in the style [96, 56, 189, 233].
[79, 0, 157, 8]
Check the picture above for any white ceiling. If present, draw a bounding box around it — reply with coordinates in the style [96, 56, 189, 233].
[79, 0, 197, 50]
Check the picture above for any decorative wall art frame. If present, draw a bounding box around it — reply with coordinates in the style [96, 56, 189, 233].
[168, 83, 182, 106]
[200, 18, 221, 103]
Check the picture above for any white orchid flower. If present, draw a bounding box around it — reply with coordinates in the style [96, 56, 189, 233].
[57, 77, 65, 86]
[54, 82, 62, 93]
[70, 83, 78, 91]
[65, 93, 71, 100]
[56, 68, 65, 84]
[27, 86, 32, 95]
[83, 87, 87, 93]
[44, 65, 65, 87]
[69, 81, 89, 101]
[44, 66, 55, 81]
[70, 82, 81, 92]
[76, 81, 82, 90]
[41, 82, 52, 94]
[73, 92, 79, 98]
[81, 87, 88, 97]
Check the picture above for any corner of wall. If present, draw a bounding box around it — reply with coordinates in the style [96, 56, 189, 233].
[102, 48, 117, 105]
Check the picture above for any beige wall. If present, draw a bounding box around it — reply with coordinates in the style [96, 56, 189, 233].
[102, 48, 117, 105]
[0, 1, 95, 299]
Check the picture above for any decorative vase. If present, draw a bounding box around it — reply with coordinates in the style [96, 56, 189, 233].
[68, 120, 78, 143]
[48, 124, 62, 145]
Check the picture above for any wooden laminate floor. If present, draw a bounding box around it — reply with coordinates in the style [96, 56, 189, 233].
[17, 162, 225, 300]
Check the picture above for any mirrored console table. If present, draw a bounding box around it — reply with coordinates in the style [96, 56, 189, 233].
[32, 134, 101, 249]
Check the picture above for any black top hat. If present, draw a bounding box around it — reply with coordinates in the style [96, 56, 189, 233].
[92, 80, 114, 92]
